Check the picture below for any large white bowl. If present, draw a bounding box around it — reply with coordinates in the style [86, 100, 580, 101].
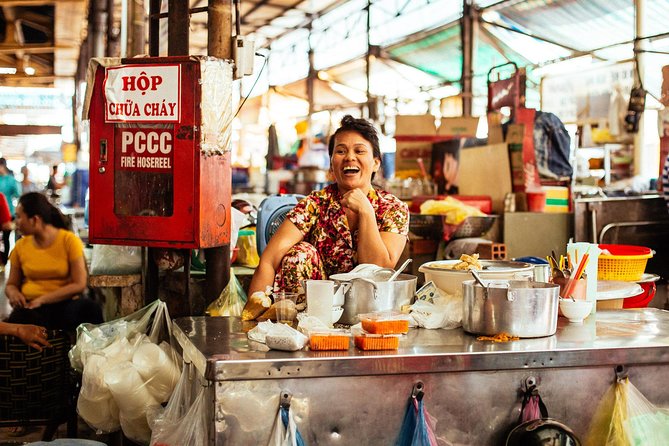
[418, 260, 533, 296]
[559, 299, 593, 324]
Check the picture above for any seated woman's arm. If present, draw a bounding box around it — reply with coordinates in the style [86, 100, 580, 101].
[0, 322, 51, 351]
[26, 256, 88, 309]
[248, 220, 304, 295]
[6, 257, 27, 308]
[342, 189, 408, 268]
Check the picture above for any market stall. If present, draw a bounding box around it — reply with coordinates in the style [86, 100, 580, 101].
[172, 309, 669, 445]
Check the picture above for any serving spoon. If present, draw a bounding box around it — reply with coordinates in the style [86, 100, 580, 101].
[388, 258, 412, 282]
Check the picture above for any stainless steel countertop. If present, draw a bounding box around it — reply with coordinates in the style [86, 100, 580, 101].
[172, 308, 669, 382]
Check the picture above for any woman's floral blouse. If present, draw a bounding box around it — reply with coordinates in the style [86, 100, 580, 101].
[286, 184, 409, 277]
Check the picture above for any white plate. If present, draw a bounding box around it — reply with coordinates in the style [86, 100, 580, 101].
[597, 280, 644, 300]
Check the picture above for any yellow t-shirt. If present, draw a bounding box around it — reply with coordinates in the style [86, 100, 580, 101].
[9, 229, 84, 300]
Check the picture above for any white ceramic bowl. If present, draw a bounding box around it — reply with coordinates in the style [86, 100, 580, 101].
[418, 260, 534, 296]
[559, 299, 593, 324]
[332, 306, 344, 324]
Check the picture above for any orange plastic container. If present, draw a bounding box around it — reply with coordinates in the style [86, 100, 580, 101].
[309, 331, 350, 351]
[354, 333, 400, 350]
[359, 311, 410, 335]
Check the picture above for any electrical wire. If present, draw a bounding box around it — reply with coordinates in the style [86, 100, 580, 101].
[234, 52, 268, 118]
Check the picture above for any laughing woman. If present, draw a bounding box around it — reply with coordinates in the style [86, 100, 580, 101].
[247, 115, 409, 304]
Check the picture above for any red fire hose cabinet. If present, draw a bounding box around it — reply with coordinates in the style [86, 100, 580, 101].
[85, 56, 233, 249]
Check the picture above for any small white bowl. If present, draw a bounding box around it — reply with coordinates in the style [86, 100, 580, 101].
[559, 299, 593, 324]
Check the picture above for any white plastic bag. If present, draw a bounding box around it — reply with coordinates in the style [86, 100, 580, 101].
[409, 293, 463, 330]
[268, 405, 302, 446]
[90, 244, 142, 275]
[265, 323, 308, 352]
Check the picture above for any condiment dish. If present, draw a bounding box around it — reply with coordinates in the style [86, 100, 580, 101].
[559, 299, 593, 324]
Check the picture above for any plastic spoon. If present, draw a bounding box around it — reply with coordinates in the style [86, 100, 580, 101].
[388, 258, 412, 282]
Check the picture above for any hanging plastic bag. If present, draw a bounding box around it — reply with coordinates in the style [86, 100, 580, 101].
[268, 395, 305, 446]
[585, 377, 669, 446]
[206, 271, 248, 316]
[70, 299, 164, 372]
[149, 363, 197, 432]
[90, 244, 142, 275]
[150, 384, 210, 446]
[395, 383, 438, 446]
[72, 300, 181, 444]
[237, 228, 260, 267]
[519, 384, 548, 424]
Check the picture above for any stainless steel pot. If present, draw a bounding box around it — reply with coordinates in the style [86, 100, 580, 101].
[331, 273, 417, 325]
[462, 280, 559, 338]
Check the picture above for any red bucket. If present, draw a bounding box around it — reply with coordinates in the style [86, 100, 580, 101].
[623, 275, 659, 309]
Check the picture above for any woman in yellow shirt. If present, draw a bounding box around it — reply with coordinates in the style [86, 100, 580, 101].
[5, 192, 102, 331]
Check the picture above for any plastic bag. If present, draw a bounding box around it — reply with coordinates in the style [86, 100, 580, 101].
[149, 363, 198, 432]
[70, 299, 165, 372]
[150, 373, 209, 446]
[150, 385, 209, 446]
[396, 395, 438, 446]
[264, 323, 308, 352]
[408, 296, 462, 330]
[585, 377, 669, 446]
[72, 300, 181, 444]
[268, 405, 305, 446]
[236, 228, 260, 267]
[207, 271, 248, 316]
[90, 244, 142, 275]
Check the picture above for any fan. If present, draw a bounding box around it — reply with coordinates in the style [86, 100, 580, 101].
[256, 194, 305, 255]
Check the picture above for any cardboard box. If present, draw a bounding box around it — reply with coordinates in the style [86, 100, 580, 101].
[458, 143, 512, 214]
[505, 108, 540, 192]
[437, 117, 479, 137]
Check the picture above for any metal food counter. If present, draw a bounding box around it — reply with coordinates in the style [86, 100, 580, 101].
[172, 309, 669, 445]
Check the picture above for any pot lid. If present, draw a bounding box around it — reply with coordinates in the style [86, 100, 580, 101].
[421, 259, 532, 273]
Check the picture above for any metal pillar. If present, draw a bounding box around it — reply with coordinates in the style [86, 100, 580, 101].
[168, 0, 189, 56]
[91, 0, 107, 57]
[307, 21, 315, 150]
[365, 0, 377, 121]
[106, 0, 119, 56]
[209, 0, 233, 59]
[461, 0, 475, 117]
[205, 0, 233, 308]
[633, 0, 649, 178]
[148, 0, 160, 56]
[130, 0, 146, 56]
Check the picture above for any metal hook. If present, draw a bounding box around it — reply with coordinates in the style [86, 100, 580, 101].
[412, 381, 425, 401]
[615, 365, 628, 381]
[280, 390, 292, 409]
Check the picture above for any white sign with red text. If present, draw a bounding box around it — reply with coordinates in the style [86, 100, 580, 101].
[104, 64, 181, 123]
[115, 128, 174, 173]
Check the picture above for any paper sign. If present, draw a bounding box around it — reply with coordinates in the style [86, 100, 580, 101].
[104, 64, 181, 123]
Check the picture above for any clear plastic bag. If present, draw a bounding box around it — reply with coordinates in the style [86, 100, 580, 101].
[150, 384, 210, 446]
[90, 244, 142, 275]
[72, 300, 181, 444]
[206, 271, 248, 317]
[585, 377, 669, 446]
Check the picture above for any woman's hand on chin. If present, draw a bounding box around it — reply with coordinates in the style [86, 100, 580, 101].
[341, 189, 373, 215]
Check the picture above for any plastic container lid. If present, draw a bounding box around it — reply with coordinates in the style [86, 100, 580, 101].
[357, 310, 409, 321]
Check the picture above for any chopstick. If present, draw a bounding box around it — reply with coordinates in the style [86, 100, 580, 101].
[562, 253, 590, 299]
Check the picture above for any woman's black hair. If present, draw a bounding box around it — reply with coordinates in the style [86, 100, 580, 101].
[19, 192, 68, 230]
[328, 115, 382, 160]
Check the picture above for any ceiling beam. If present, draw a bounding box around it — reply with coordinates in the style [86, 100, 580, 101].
[0, 125, 62, 136]
[0, 43, 76, 54]
[0, 1, 80, 6]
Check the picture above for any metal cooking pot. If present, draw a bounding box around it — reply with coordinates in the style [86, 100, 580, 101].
[463, 280, 559, 338]
[331, 273, 417, 325]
